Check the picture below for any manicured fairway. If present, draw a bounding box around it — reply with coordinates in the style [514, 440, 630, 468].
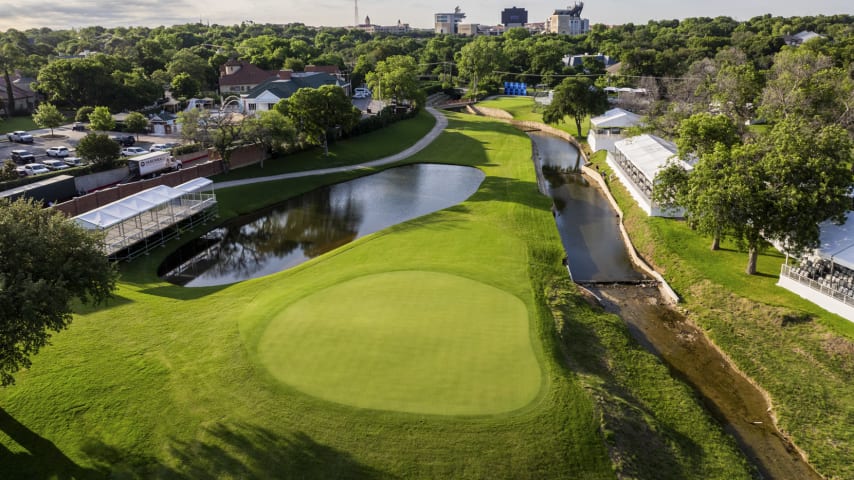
[255, 270, 541, 415]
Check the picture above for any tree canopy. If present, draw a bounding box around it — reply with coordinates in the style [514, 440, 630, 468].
[31, 102, 65, 136]
[279, 85, 361, 156]
[76, 132, 121, 168]
[0, 198, 117, 386]
[543, 77, 608, 136]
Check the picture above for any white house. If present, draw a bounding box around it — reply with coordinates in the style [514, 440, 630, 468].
[778, 218, 854, 323]
[587, 107, 641, 153]
[606, 134, 692, 217]
[240, 71, 346, 114]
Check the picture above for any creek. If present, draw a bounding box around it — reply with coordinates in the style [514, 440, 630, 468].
[528, 130, 821, 480]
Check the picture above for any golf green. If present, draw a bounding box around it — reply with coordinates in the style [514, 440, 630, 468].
[256, 270, 542, 415]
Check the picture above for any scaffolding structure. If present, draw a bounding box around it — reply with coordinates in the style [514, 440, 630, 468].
[73, 178, 218, 261]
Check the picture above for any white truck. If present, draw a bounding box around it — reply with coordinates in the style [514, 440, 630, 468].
[127, 151, 183, 178]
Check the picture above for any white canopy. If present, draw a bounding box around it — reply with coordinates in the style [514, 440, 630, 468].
[816, 216, 854, 271]
[74, 185, 187, 229]
[614, 134, 692, 183]
[175, 177, 213, 193]
[590, 108, 641, 129]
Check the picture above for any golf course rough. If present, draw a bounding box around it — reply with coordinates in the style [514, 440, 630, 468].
[255, 270, 542, 415]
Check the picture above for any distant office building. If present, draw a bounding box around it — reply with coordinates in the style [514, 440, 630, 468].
[435, 6, 466, 34]
[501, 7, 528, 27]
[355, 16, 412, 34]
[546, 2, 590, 35]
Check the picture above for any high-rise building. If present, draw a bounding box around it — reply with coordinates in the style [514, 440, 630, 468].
[546, 2, 590, 35]
[435, 6, 466, 34]
[501, 7, 528, 27]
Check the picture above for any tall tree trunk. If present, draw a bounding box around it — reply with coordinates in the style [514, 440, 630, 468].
[745, 245, 758, 275]
[710, 231, 720, 251]
[2, 68, 13, 118]
[575, 115, 583, 137]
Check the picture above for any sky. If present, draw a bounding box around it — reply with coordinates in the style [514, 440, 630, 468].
[0, 0, 851, 32]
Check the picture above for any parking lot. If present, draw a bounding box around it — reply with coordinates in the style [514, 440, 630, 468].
[1, 123, 184, 166]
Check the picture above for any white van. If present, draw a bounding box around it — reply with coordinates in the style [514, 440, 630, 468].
[353, 87, 372, 99]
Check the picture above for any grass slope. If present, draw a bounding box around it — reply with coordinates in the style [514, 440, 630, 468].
[477, 96, 591, 138]
[0, 112, 752, 479]
[588, 149, 854, 479]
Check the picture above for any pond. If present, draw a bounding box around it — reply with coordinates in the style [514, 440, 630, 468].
[158, 164, 485, 287]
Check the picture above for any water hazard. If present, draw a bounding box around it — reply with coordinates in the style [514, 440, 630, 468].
[529, 130, 821, 480]
[529, 131, 645, 283]
[158, 164, 485, 287]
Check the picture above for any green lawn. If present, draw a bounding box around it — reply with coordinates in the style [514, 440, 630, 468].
[0, 111, 752, 479]
[477, 96, 591, 138]
[212, 109, 436, 182]
[0, 116, 38, 134]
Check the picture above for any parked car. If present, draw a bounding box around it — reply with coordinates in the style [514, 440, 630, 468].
[63, 156, 86, 167]
[10, 149, 35, 165]
[71, 122, 87, 132]
[121, 147, 147, 156]
[7, 130, 34, 143]
[353, 87, 372, 99]
[42, 159, 70, 171]
[46, 146, 71, 157]
[111, 135, 135, 146]
[22, 163, 50, 176]
[14, 166, 26, 177]
[149, 143, 169, 152]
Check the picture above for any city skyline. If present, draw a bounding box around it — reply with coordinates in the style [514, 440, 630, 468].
[1, 0, 851, 31]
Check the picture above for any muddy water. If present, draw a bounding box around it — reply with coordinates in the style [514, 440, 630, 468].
[590, 285, 822, 480]
[528, 131, 822, 480]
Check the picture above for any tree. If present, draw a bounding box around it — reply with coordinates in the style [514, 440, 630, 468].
[124, 111, 149, 140]
[170, 72, 200, 99]
[456, 36, 506, 100]
[31, 102, 65, 137]
[75, 106, 94, 123]
[542, 76, 608, 137]
[88, 106, 115, 132]
[0, 197, 117, 386]
[0, 29, 31, 117]
[76, 132, 121, 168]
[243, 110, 296, 167]
[366, 55, 424, 109]
[281, 85, 361, 156]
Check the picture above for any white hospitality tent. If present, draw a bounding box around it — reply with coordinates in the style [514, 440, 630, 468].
[587, 107, 642, 152]
[73, 178, 217, 260]
[607, 134, 693, 217]
[777, 216, 854, 323]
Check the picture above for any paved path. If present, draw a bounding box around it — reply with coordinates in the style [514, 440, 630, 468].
[216, 107, 448, 189]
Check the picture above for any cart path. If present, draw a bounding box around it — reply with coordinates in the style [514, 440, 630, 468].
[216, 107, 448, 189]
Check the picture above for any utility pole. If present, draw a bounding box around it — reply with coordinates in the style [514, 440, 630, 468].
[354, 0, 359, 27]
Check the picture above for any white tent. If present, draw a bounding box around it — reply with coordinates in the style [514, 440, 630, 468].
[590, 108, 642, 129]
[816, 217, 854, 271]
[613, 134, 692, 184]
[72, 179, 217, 259]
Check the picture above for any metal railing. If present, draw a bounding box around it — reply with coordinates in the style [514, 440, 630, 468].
[780, 264, 854, 307]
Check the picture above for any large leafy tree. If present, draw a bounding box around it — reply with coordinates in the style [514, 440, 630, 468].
[124, 111, 149, 140]
[0, 29, 31, 117]
[88, 106, 115, 132]
[243, 110, 296, 167]
[280, 85, 361, 156]
[543, 76, 608, 137]
[456, 36, 506, 100]
[366, 55, 424, 108]
[31, 102, 65, 137]
[76, 132, 121, 169]
[0, 198, 117, 386]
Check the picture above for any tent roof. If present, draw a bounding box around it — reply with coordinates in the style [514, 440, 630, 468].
[175, 177, 213, 192]
[614, 134, 691, 182]
[816, 216, 854, 270]
[73, 185, 187, 229]
[590, 107, 641, 128]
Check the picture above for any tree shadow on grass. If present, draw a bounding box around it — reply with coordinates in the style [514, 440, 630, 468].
[81, 422, 391, 480]
[0, 408, 100, 479]
[1, 411, 388, 479]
